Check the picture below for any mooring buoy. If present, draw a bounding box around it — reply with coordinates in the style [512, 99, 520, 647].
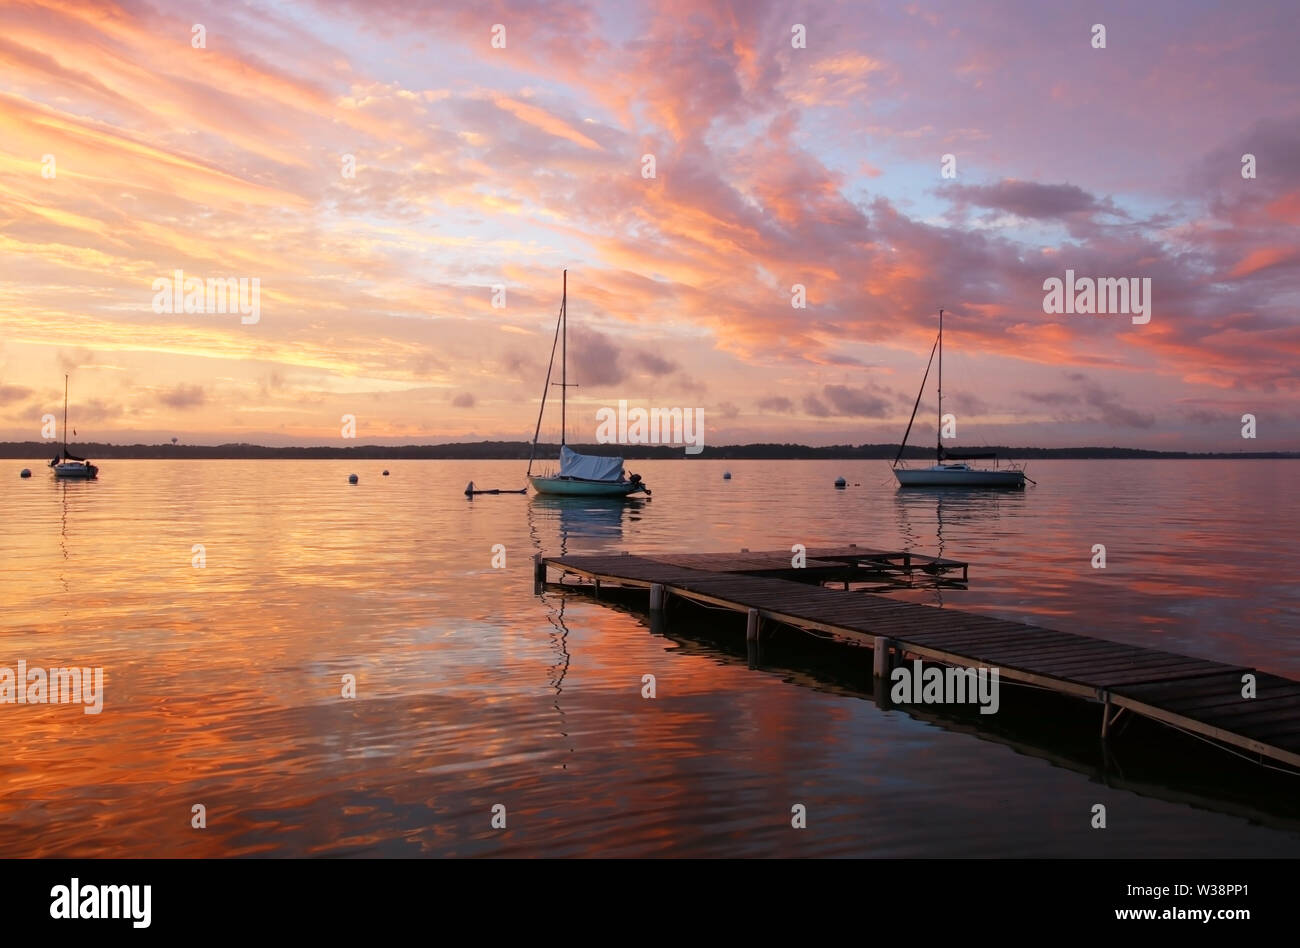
[348, 474, 359, 484]
[19, 468, 32, 478]
[834, 476, 847, 488]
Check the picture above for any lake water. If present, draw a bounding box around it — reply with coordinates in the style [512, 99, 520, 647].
[2, 458, 1298, 856]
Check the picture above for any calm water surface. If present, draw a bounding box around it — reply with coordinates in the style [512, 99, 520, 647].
[1, 458, 1298, 856]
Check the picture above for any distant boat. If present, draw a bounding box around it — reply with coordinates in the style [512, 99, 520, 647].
[526, 271, 650, 498]
[893, 310, 1026, 489]
[49, 375, 99, 480]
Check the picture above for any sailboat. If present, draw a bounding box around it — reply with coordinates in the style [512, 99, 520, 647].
[526, 272, 650, 498]
[49, 375, 99, 480]
[893, 310, 1026, 488]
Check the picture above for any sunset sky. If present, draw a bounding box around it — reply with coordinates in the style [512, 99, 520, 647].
[1, 0, 1296, 449]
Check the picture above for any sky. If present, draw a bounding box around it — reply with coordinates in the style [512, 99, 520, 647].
[0, 0, 1297, 450]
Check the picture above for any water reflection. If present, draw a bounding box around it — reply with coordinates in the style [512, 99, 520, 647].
[894, 484, 1028, 553]
[527, 494, 648, 552]
[3, 459, 1298, 858]
[524, 495, 651, 770]
[894, 488, 1026, 605]
[539, 583, 573, 769]
[59, 481, 70, 600]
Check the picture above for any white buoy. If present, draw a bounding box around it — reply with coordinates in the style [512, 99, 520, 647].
[19, 468, 32, 478]
[348, 473, 359, 484]
[723, 471, 732, 479]
[834, 476, 847, 488]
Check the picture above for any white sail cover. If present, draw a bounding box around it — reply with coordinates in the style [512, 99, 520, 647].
[559, 445, 624, 482]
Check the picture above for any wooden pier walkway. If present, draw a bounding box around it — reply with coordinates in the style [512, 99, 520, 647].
[537, 547, 1300, 770]
[551, 545, 969, 586]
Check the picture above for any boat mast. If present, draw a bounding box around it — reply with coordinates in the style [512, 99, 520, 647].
[63, 374, 68, 453]
[561, 269, 566, 447]
[936, 309, 943, 463]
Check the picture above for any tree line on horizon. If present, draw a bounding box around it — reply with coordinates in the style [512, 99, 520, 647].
[1, 440, 1295, 460]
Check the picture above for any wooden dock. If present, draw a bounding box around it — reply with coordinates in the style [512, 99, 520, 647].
[546, 545, 969, 588]
[536, 547, 1300, 771]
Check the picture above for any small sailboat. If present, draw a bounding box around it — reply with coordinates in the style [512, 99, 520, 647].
[527, 271, 650, 498]
[893, 310, 1026, 489]
[49, 375, 99, 480]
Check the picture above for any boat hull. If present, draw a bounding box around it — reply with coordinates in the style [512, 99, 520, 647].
[529, 475, 647, 497]
[895, 466, 1024, 488]
[52, 462, 98, 479]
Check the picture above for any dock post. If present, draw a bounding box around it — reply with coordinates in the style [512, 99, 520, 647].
[872, 674, 890, 708]
[746, 608, 759, 642]
[593, 578, 601, 599]
[650, 583, 666, 612]
[533, 554, 545, 594]
[1100, 691, 1111, 740]
[873, 637, 893, 678]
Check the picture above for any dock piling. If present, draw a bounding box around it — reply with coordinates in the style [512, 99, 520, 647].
[1100, 692, 1125, 740]
[872, 672, 894, 710]
[649, 583, 666, 611]
[746, 608, 760, 642]
[874, 636, 893, 678]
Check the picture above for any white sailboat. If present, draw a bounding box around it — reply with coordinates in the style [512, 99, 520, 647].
[49, 375, 99, 480]
[893, 310, 1026, 489]
[527, 272, 650, 498]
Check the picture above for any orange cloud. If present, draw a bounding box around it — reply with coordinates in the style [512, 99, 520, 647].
[492, 96, 603, 151]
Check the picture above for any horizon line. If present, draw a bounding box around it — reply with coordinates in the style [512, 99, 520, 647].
[2, 439, 1296, 460]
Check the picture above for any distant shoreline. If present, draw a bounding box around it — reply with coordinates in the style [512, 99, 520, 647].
[2, 440, 1295, 460]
